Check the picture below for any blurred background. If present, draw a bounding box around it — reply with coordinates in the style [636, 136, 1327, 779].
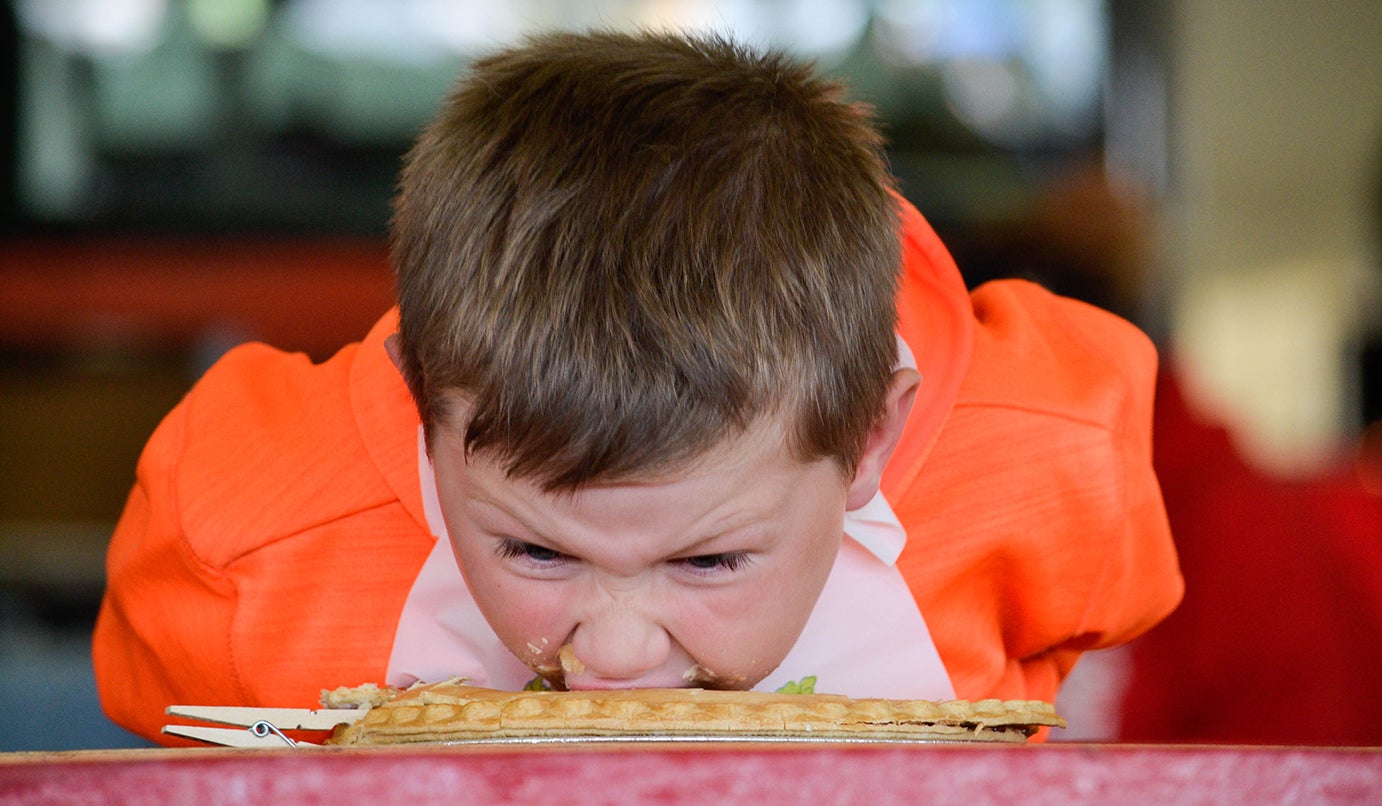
[0, 0, 1379, 750]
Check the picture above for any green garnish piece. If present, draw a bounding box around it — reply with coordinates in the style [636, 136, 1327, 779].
[523, 676, 553, 691]
[775, 675, 817, 694]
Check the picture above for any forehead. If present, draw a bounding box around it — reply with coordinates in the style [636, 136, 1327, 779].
[436, 417, 847, 547]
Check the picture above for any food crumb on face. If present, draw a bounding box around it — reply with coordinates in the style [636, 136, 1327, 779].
[682, 664, 751, 689]
[683, 664, 714, 685]
[558, 643, 586, 676]
[527, 642, 542, 655]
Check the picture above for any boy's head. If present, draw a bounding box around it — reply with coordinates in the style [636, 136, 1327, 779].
[386, 29, 921, 691]
[390, 29, 903, 489]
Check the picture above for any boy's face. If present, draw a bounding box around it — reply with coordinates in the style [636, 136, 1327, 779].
[429, 418, 849, 691]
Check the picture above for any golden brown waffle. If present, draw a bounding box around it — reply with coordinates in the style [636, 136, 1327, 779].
[322, 679, 1065, 745]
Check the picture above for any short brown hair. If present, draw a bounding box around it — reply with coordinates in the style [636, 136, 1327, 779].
[392, 29, 900, 489]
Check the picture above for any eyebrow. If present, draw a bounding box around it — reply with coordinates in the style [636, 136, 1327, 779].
[467, 490, 772, 564]
[467, 494, 552, 542]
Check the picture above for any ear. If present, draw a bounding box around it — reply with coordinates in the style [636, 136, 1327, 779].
[845, 368, 921, 510]
[385, 332, 437, 457]
[383, 332, 407, 376]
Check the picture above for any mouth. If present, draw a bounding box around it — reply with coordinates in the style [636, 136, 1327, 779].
[529, 644, 585, 690]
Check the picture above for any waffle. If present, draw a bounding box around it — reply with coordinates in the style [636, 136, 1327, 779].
[322, 679, 1066, 745]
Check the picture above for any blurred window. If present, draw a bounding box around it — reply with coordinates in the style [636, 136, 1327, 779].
[7, 0, 1109, 234]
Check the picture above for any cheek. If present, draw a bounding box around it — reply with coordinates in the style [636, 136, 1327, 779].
[671, 560, 834, 685]
[452, 539, 572, 649]
[728, 535, 841, 670]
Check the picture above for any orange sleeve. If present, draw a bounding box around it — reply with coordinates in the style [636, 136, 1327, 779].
[92, 399, 247, 745]
[892, 280, 1182, 704]
[92, 336, 432, 745]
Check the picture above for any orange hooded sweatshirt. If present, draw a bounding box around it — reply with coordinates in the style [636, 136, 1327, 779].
[93, 198, 1181, 743]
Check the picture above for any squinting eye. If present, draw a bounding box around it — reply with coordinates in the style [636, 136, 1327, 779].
[496, 539, 568, 564]
[677, 552, 750, 573]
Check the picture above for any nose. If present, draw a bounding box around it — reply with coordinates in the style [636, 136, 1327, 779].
[568, 598, 672, 685]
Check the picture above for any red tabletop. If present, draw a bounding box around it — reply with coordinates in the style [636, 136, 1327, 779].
[2, 743, 1378, 805]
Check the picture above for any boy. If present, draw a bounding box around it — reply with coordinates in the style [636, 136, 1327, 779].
[94, 30, 1181, 743]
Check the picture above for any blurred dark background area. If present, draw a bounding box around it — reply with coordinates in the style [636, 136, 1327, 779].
[1, 0, 1379, 751]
